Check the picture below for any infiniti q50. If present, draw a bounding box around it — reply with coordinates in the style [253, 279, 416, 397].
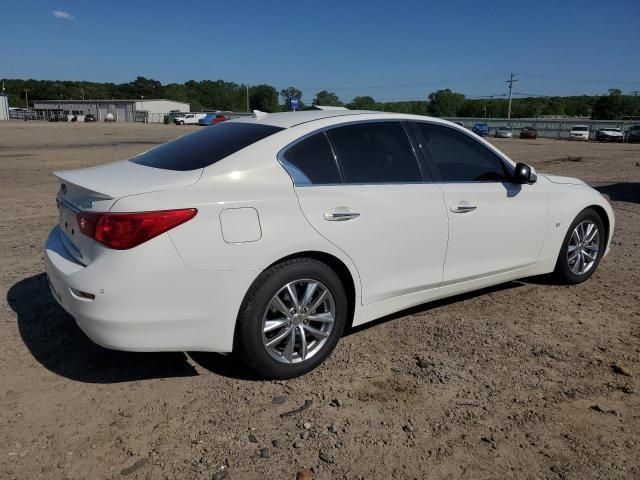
[45, 110, 614, 378]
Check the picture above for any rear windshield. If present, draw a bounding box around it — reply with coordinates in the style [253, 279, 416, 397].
[572, 126, 588, 131]
[131, 122, 283, 171]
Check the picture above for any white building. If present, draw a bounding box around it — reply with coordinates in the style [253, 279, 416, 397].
[32, 99, 190, 122]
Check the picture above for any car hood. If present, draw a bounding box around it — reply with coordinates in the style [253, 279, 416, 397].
[542, 174, 587, 186]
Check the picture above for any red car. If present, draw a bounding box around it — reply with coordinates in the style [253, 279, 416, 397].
[198, 113, 228, 126]
[520, 126, 538, 139]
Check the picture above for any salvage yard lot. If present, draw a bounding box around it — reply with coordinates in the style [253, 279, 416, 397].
[0, 121, 638, 479]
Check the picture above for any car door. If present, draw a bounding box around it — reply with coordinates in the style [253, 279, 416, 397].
[280, 121, 449, 305]
[410, 121, 548, 284]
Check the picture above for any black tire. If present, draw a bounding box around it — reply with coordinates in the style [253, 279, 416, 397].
[234, 258, 347, 379]
[554, 208, 606, 284]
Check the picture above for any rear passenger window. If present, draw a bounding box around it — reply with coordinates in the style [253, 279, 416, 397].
[412, 123, 509, 182]
[281, 132, 341, 185]
[328, 122, 423, 184]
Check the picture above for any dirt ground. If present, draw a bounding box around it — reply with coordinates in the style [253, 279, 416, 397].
[0, 121, 638, 480]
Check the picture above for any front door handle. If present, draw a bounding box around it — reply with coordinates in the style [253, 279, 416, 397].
[324, 210, 360, 221]
[450, 204, 477, 213]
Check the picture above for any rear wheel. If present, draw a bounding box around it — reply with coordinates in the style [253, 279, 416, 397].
[554, 208, 606, 284]
[235, 258, 347, 379]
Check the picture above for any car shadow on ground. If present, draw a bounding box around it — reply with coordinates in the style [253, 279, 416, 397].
[594, 182, 640, 204]
[344, 281, 526, 337]
[8, 274, 536, 383]
[7, 273, 199, 384]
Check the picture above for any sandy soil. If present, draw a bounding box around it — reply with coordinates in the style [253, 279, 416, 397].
[0, 121, 639, 480]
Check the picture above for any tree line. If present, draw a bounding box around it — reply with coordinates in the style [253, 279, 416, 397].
[2, 77, 639, 120]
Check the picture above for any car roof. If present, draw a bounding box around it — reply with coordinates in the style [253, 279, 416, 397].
[231, 110, 380, 128]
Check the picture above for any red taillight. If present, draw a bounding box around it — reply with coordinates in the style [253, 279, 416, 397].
[76, 209, 197, 249]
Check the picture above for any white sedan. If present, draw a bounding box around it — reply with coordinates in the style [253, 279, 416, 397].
[495, 126, 513, 138]
[569, 125, 590, 141]
[45, 111, 615, 378]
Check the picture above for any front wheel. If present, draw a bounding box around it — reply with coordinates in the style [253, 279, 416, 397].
[554, 208, 606, 284]
[235, 258, 347, 379]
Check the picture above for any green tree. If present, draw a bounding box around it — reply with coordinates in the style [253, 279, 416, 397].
[427, 89, 465, 117]
[347, 95, 377, 110]
[313, 90, 343, 106]
[279, 87, 303, 110]
[249, 84, 279, 112]
[124, 76, 163, 98]
[592, 88, 624, 119]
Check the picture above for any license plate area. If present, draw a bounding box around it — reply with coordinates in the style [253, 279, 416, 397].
[59, 204, 80, 249]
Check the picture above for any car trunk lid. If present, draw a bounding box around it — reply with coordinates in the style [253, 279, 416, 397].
[54, 160, 202, 264]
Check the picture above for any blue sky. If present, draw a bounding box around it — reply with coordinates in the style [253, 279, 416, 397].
[1, 0, 639, 103]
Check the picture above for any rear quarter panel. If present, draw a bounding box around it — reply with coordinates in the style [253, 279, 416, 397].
[109, 131, 362, 291]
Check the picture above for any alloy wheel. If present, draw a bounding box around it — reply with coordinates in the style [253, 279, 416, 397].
[261, 279, 336, 364]
[567, 220, 600, 275]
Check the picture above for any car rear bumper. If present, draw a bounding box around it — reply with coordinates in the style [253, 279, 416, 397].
[44, 226, 257, 353]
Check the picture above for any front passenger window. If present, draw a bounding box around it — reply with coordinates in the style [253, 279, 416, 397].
[413, 123, 509, 182]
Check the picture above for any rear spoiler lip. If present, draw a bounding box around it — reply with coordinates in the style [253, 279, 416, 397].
[52, 170, 115, 200]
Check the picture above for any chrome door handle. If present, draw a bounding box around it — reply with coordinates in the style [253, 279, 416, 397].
[450, 204, 477, 213]
[324, 211, 360, 221]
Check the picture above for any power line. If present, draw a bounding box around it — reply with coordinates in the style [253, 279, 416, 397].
[512, 92, 547, 97]
[273, 73, 507, 92]
[518, 73, 640, 85]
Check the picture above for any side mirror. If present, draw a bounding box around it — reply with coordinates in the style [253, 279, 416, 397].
[513, 162, 537, 184]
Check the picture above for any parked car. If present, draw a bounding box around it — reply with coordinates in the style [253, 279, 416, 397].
[199, 113, 228, 126]
[626, 125, 640, 143]
[596, 128, 624, 142]
[174, 113, 206, 125]
[495, 126, 512, 138]
[472, 122, 490, 136]
[452, 121, 465, 128]
[519, 126, 538, 139]
[84, 114, 97, 123]
[569, 125, 589, 141]
[45, 111, 614, 379]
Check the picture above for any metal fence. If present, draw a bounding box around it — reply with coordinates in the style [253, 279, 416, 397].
[8, 110, 254, 123]
[444, 117, 637, 140]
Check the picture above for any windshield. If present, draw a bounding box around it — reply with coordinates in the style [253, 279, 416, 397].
[131, 122, 283, 171]
[572, 126, 588, 132]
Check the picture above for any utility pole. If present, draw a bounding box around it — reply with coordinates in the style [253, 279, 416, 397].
[505, 72, 518, 119]
[246, 85, 249, 113]
[24, 89, 29, 110]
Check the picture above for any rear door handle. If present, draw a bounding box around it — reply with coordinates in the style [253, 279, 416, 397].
[450, 204, 477, 213]
[324, 210, 360, 221]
